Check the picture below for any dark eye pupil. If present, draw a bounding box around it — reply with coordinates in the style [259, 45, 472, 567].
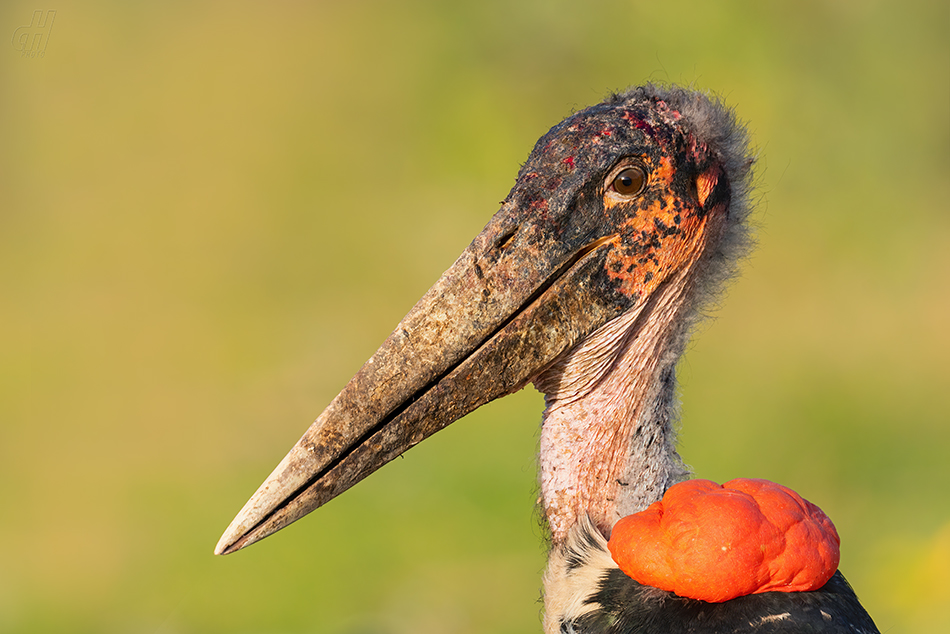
[613, 167, 645, 196]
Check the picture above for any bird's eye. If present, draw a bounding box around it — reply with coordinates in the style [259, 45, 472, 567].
[611, 166, 646, 196]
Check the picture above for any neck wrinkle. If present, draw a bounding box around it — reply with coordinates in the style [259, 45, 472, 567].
[535, 269, 694, 545]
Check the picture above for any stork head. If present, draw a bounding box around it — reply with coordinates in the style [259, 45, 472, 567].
[216, 85, 753, 555]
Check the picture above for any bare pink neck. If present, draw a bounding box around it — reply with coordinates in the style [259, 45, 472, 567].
[535, 272, 693, 544]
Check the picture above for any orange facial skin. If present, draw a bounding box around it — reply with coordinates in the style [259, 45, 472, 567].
[604, 155, 724, 300]
[607, 478, 841, 603]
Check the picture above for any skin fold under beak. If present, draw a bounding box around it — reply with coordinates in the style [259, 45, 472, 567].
[215, 205, 628, 555]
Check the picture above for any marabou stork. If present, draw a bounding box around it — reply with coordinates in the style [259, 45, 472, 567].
[216, 85, 879, 633]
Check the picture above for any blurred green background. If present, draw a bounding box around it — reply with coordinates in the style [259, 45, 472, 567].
[2, 1, 948, 632]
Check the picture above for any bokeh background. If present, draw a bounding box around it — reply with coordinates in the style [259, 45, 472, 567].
[2, 1, 948, 632]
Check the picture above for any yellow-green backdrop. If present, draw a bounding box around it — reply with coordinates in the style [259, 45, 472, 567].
[2, 1, 947, 632]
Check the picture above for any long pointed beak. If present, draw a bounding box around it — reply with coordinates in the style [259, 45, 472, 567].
[215, 202, 627, 555]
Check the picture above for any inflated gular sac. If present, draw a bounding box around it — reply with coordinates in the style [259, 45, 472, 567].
[607, 478, 840, 603]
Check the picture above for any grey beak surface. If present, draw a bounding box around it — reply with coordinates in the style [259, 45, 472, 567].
[215, 213, 624, 554]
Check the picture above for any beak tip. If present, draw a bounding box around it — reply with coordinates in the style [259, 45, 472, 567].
[215, 492, 288, 556]
[213, 537, 233, 556]
[215, 522, 264, 555]
[214, 441, 321, 556]
[214, 523, 243, 556]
